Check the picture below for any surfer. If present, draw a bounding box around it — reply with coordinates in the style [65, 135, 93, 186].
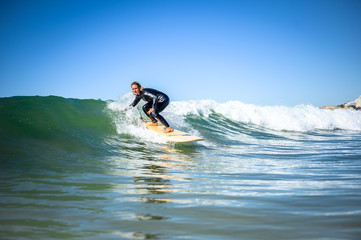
[130, 81, 174, 133]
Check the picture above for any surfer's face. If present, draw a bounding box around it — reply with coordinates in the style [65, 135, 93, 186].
[131, 84, 140, 95]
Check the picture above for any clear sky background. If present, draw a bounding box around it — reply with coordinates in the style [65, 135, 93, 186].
[1, 0, 360, 106]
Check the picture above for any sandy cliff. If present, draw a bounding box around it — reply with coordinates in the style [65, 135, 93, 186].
[321, 95, 361, 110]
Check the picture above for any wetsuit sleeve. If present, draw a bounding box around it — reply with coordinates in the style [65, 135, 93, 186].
[152, 96, 158, 109]
[130, 95, 141, 107]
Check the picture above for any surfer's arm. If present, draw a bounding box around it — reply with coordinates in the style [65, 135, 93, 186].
[130, 96, 141, 107]
[152, 97, 158, 109]
[149, 93, 158, 109]
[122, 96, 141, 112]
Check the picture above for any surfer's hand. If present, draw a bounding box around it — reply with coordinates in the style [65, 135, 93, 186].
[121, 106, 131, 112]
[148, 108, 154, 114]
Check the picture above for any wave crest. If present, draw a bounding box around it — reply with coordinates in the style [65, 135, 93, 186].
[170, 100, 361, 132]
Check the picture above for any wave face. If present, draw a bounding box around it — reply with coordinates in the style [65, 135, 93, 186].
[0, 96, 117, 166]
[0, 96, 115, 138]
[1, 95, 361, 239]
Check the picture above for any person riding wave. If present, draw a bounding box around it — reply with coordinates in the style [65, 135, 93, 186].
[130, 81, 173, 133]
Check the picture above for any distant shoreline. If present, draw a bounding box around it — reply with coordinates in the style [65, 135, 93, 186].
[321, 95, 361, 111]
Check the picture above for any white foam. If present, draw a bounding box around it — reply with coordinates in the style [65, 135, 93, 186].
[108, 94, 361, 135]
[107, 96, 166, 144]
[170, 100, 361, 132]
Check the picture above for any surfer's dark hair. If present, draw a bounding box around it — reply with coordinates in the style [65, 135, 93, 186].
[131, 81, 141, 89]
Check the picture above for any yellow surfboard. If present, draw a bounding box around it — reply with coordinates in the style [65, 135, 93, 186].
[142, 122, 203, 143]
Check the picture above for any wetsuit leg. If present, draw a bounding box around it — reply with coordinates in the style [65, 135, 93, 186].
[151, 98, 170, 128]
[142, 102, 157, 123]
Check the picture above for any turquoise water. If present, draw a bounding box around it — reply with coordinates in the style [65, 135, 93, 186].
[1, 95, 361, 239]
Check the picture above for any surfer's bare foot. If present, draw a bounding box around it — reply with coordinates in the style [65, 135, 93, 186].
[147, 122, 158, 126]
[164, 127, 173, 133]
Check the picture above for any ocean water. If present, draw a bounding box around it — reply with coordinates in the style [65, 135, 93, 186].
[1, 95, 361, 240]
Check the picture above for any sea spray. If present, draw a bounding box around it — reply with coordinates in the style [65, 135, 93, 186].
[107, 96, 167, 144]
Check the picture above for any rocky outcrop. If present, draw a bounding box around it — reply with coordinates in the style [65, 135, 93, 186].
[321, 95, 361, 111]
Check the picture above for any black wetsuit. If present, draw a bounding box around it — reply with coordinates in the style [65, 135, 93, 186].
[131, 88, 171, 128]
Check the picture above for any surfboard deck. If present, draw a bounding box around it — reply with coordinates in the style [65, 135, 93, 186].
[142, 121, 203, 143]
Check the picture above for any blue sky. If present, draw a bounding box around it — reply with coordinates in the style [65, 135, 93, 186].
[1, 0, 360, 106]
